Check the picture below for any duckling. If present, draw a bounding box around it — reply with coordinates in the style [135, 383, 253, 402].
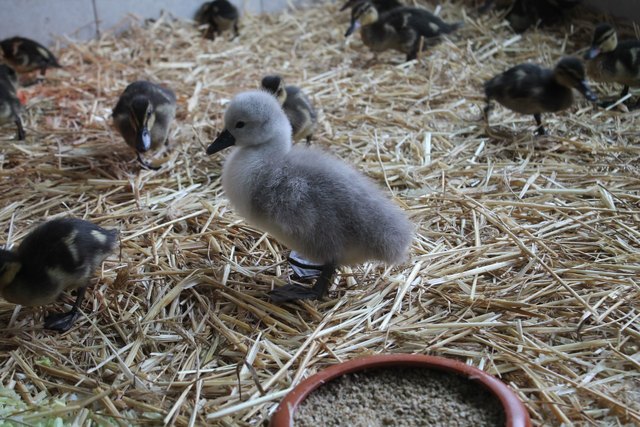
[112, 81, 176, 169]
[344, 1, 462, 62]
[261, 75, 317, 144]
[506, 0, 582, 33]
[584, 23, 640, 107]
[194, 0, 240, 40]
[0, 65, 25, 140]
[484, 57, 597, 135]
[206, 91, 412, 302]
[340, 0, 402, 14]
[0, 36, 61, 76]
[0, 218, 118, 331]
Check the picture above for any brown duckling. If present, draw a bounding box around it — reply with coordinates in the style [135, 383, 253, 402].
[261, 75, 317, 144]
[484, 57, 597, 135]
[194, 0, 240, 40]
[0, 36, 61, 76]
[112, 81, 176, 169]
[344, 1, 462, 62]
[0, 218, 118, 331]
[340, 0, 402, 14]
[0, 65, 25, 140]
[584, 23, 640, 107]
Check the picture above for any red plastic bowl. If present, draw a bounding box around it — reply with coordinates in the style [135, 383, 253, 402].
[270, 354, 531, 427]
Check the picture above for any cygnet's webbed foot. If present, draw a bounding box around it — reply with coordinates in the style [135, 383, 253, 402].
[270, 262, 336, 303]
[44, 309, 80, 332]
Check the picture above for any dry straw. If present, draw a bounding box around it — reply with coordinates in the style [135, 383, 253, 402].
[0, 0, 639, 425]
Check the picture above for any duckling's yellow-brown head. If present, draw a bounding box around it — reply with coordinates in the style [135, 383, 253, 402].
[0, 249, 21, 289]
[585, 23, 617, 59]
[345, 1, 379, 37]
[129, 96, 156, 152]
[261, 75, 287, 105]
[554, 57, 598, 102]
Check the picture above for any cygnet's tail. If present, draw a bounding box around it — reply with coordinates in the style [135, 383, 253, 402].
[369, 206, 414, 265]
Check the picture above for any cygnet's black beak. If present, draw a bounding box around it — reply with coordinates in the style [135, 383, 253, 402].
[206, 129, 236, 155]
[345, 20, 360, 37]
[584, 47, 600, 60]
[136, 127, 151, 152]
[577, 80, 598, 102]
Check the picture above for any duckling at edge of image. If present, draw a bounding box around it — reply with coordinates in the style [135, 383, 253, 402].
[483, 56, 597, 136]
[344, 1, 463, 62]
[205, 91, 413, 302]
[194, 0, 240, 40]
[0, 64, 25, 140]
[0, 36, 61, 77]
[0, 218, 119, 332]
[505, 0, 582, 33]
[112, 80, 177, 170]
[261, 75, 317, 144]
[340, 0, 403, 14]
[584, 23, 640, 108]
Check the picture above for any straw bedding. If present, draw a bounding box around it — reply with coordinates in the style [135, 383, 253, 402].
[0, 0, 638, 425]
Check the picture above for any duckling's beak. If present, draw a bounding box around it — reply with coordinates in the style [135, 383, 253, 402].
[577, 80, 598, 102]
[345, 20, 360, 37]
[584, 47, 600, 60]
[206, 129, 235, 155]
[136, 127, 151, 152]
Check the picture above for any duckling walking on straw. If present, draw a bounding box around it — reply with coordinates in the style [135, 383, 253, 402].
[584, 23, 640, 108]
[206, 91, 413, 302]
[113, 81, 176, 169]
[484, 57, 597, 135]
[344, 1, 462, 62]
[340, 0, 402, 14]
[261, 75, 317, 144]
[194, 0, 240, 40]
[0, 36, 61, 77]
[0, 218, 118, 331]
[0, 65, 25, 140]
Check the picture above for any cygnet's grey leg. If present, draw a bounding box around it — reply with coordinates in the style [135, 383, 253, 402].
[44, 287, 87, 332]
[269, 263, 336, 302]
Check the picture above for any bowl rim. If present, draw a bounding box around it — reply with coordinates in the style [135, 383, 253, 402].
[270, 353, 532, 427]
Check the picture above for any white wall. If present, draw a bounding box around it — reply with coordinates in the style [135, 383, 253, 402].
[0, 0, 313, 47]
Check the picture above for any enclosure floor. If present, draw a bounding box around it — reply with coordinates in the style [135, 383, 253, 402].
[0, 1, 638, 425]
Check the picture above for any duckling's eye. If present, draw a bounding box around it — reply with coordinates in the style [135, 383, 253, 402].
[235, 121, 245, 129]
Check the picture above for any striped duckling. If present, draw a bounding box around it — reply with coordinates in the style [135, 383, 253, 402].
[112, 81, 177, 169]
[0, 65, 25, 140]
[344, 1, 462, 61]
[0, 36, 61, 76]
[484, 57, 597, 135]
[340, 0, 402, 14]
[206, 91, 413, 302]
[0, 218, 118, 331]
[194, 0, 240, 40]
[584, 23, 640, 107]
[261, 75, 317, 144]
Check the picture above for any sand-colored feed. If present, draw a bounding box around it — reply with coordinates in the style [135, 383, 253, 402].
[0, 1, 638, 425]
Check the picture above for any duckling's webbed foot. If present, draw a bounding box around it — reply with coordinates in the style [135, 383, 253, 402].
[44, 287, 86, 332]
[44, 309, 81, 332]
[137, 153, 161, 171]
[269, 263, 335, 303]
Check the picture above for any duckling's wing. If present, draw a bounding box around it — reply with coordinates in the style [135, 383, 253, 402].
[404, 8, 460, 37]
[485, 64, 545, 99]
[613, 41, 640, 77]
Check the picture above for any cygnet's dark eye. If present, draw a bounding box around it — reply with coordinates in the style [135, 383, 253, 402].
[235, 121, 245, 129]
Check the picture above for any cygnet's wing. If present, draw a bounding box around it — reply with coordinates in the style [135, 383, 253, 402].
[250, 147, 412, 265]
